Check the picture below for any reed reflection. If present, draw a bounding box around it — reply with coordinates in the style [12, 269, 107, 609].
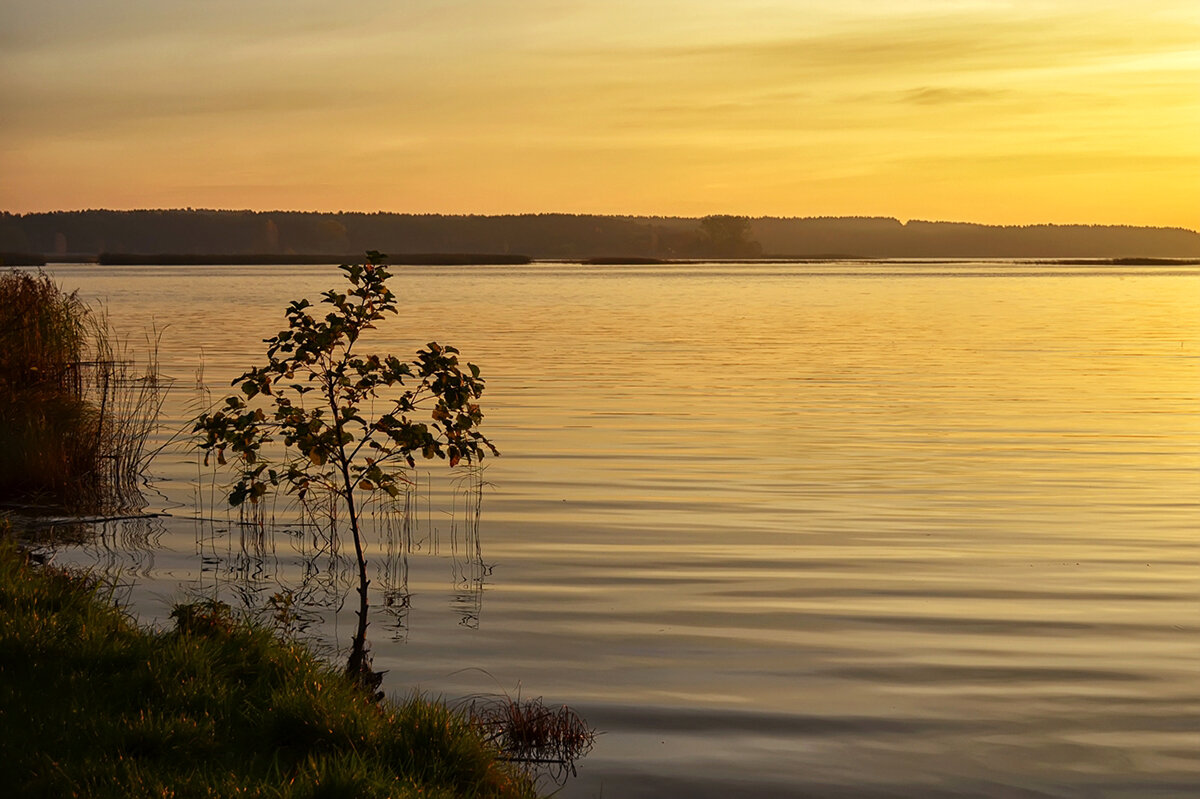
[26, 513, 167, 582]
[190, 466, 492, 652]
[448, 469, 489, 629]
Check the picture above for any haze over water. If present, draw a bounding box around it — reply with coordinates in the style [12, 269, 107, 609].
[42, 260, 1200, 797]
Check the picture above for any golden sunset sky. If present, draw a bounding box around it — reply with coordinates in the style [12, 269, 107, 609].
[2, 0, 1197, 228]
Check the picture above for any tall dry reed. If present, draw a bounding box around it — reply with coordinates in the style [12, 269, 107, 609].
[0, 270, 164, 512]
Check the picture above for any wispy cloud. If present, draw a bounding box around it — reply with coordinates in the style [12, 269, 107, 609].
[555, 10, 1200, 85]
[894, 87, 1009, 105]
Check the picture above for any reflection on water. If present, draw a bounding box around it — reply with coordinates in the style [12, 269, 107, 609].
[377, 469, 492, 639]
[449, 470, 490, 630]
[178, 465, 493, 648]
[38, 261, 1200, 798]
[43, 462, 494, 667]
[89, 515, 165, 579]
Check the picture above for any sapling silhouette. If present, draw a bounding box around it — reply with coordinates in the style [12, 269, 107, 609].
[194, 251, 496, 687]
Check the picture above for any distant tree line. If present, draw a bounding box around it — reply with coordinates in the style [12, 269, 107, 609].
[751, 217, 1200, 259]
[1, 210, 1198, 259]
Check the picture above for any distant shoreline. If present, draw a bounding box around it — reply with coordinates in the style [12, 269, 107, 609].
[6, 253, 1198, 268]
[92, 252, 534, 266]
[6, 211, 1199, 260]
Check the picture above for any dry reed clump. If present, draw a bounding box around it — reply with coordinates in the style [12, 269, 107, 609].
[466, 695, 596, 784]
[0, 269, 164, 513]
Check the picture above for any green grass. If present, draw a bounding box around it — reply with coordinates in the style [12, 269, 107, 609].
[0, 540, 537, 799]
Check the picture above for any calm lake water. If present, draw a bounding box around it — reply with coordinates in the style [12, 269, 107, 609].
[42, 261, 1200, 797]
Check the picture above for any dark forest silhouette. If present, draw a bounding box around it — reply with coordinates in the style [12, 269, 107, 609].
[3, 210, 1199, 261]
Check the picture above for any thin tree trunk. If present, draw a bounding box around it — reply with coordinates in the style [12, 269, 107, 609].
[328, 376, 373, 689]
[342, 463, 372, 683]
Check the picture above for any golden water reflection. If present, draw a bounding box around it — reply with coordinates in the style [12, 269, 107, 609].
[41, 261, 1200, 798]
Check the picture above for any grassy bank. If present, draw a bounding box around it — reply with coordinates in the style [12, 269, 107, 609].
[0, 541, 536, 799]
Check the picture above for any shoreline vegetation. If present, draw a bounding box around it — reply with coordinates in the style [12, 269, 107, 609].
[0, 252, 46, 266]
[6, 252, 1200, 267]
[0, 270, 163, 514]
[0, 538, 538, 799]
[4, 210, 1200, 261]
[96, 252, 534, 266]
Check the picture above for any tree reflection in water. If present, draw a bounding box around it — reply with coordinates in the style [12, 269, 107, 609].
[189, 465, 491, 651]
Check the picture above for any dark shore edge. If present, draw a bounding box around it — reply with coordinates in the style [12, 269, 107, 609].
[93, 252, 535, 266]
[10, 253, 1198, 267]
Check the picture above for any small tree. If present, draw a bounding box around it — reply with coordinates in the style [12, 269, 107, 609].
[194, 252, 497, 685]
[699, 214, 762, 258]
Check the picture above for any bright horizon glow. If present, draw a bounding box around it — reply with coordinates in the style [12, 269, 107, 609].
[2, 1, 1197, 230]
